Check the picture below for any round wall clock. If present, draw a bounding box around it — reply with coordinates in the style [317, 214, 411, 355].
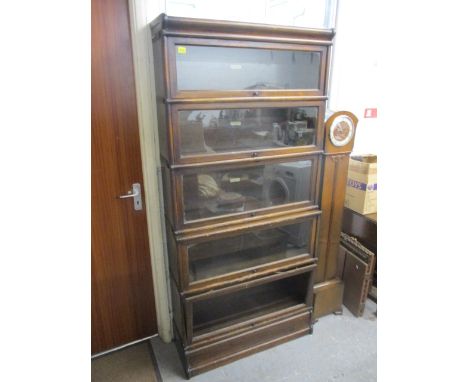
[329, 115, 355, 147]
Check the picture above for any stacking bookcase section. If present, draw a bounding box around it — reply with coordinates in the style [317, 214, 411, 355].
[162, 155, 322, 232]
[180, 267, 314, 344]
[172, 268, 315, 376]
[166, 38, 328, 100]
[151, 13, 334, 168]
[167, 209, 321, 294]
[168, 101, 325, 165]
[150, 14, 355, 379]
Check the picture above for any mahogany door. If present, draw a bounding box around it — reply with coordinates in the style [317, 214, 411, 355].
[92, 0, 157, 354]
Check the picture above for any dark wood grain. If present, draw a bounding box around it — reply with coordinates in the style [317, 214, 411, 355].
[342, 208, 377, 299]
[151, 13, 356, 377]
[164, 96, 328, 104]
[338, 240, 375, 317]
[313, 111, 358, 317]
[91, 0, 157, 354]
[180, 269, 314, 346]
[186, 311, 311, 377]
[312, 279, 344, 318]
[150, 13, 335, 43]
[176, 208, 321, 243]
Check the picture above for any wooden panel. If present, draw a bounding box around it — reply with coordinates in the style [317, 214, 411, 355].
[325, 155, 350, 280]
[316, 111, 358, 283]
[165, 218, 180, 288]
[178, 209, 321, 244]
[186, 311, 311, 378]
[152, 36, 170, 163]
[161, 165, 176, 225]
[316, 155, 336, 283]
[342, 208, 377, 297]
[170, 277, 187, 345]
[341, 251, 369, 317]
[92, 0, 157, 354]
[313, 279, 344, 318]
[151, 14, 335, 44]
[186, 256, 315, 296]
[339, 233, 376, 315]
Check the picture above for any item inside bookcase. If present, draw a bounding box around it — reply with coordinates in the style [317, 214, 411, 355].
[192, 272, 310, 336]
[182, 159, 313, 221]
[179, 106, 318, 156]
[188, 221, 312, 282]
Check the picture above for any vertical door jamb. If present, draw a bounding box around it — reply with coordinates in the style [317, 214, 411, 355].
[128, 0, 172, 343]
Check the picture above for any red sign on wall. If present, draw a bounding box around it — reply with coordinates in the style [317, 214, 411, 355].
[364, 108, 377, 118]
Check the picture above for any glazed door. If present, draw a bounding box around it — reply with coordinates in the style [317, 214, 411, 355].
[176, 211, 321, 294]
[166, 155, 321, 231]
[167, 38, 328, 99]
[92, 0, 157, 354]
[170, 101, 325, 164]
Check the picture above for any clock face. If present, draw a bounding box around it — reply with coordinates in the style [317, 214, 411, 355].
[330, 115, 354, 146]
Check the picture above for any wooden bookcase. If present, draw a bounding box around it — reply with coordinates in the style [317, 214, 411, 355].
[151, 14, 358, 378]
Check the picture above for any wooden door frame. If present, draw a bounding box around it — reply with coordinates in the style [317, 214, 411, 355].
[128, 0, 172, 343]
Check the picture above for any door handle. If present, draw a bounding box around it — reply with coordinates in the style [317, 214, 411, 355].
[118, 183, 143, 211]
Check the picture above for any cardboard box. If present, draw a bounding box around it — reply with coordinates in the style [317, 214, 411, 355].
[344, 155, 377, 215]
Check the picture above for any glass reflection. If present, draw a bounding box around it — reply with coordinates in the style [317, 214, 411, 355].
[175, 45, 321, 91]
[188, 221, 311, 282]
[182, 160, 312, 221]
[180, 107, 318, 155]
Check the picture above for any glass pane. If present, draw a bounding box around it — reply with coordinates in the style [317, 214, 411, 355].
[188, 221, 311, 282]
[179, 106, 318, 155]
[175, 45, 321, 91]
[193, 273, 309, 336]
[182, 159, 313, 222]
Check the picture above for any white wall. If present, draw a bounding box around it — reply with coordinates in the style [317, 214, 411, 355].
[328, 0, 378, 155]
[163, 0, 335, 28]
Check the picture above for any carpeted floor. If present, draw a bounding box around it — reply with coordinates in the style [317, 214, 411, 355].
[152, 299, 377, 382]
[92, 299, 376, 382]
[92, 342, 161, 382]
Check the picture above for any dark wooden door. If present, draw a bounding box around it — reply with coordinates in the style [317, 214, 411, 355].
[92, 0, 157, 354]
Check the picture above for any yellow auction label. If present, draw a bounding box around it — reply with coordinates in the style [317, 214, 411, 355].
[177, 46, 187, 54]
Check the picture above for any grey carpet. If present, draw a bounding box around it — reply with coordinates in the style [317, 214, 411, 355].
[91, 300, 376, 382]
[92, 342, 160, 382]
[151, 299, 377, 382]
